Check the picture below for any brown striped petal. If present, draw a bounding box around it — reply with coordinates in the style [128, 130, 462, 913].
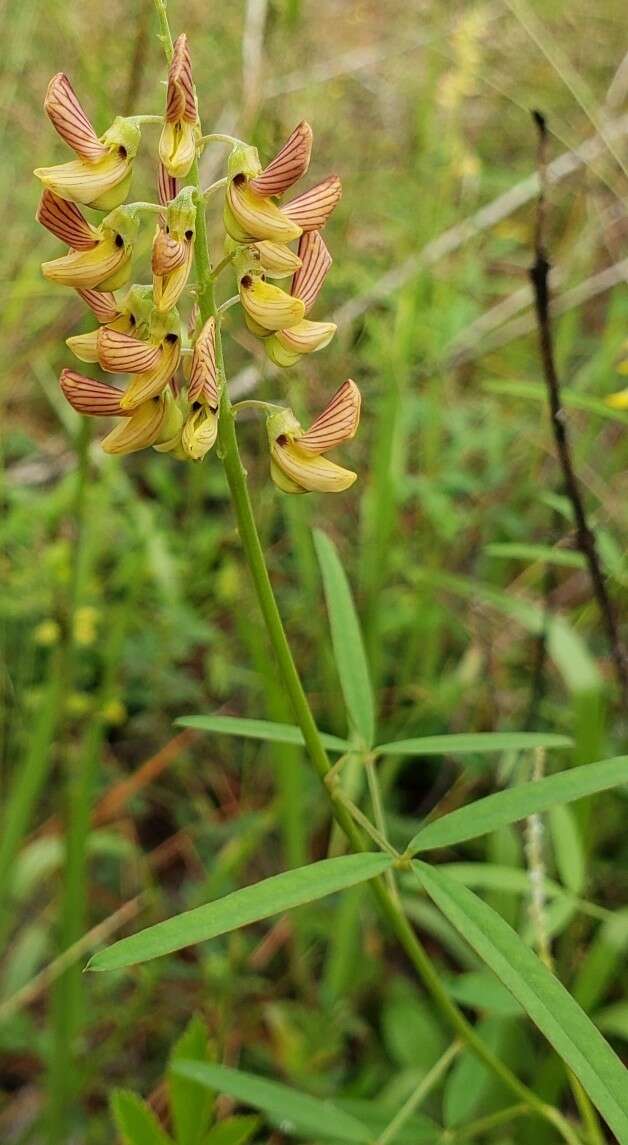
[36, 190, 100, 250]
[296, 379, 361, 454]
[44, 73, 107, 161]
[291, 231, 332, 312]
[158, 163, 178, 207]
[188, 316, 219, 407]
[166, 34, 197, 123]
[77, 288, 120, 323]
[283, 176, 342, 232]
[152, 228, 187, 275]
[98, 328, 162, 374]
[59, 368, 129, 416]
[249, 122, 313, 197]
[119, 337, 181, 409]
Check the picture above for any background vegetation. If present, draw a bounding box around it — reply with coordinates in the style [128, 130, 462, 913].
[1, 0, 626, 1141]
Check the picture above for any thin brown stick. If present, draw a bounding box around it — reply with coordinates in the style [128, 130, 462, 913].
[529, 110, 627, 703]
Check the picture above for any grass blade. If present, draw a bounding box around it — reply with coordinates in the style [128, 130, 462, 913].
[87, 854, 392, 972]
[175, 714, 350, 752]
[414, 862, 628, 1140]
[407, 757, 628, 854]
[313, 529, 375, 748]
[170, 1062, 371, 1143]
[376, 732, 573, 758]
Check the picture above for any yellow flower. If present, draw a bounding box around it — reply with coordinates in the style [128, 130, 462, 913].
[224, 123, 312, 243]
[239, 273, 305, 331]
[264, 231, 336, 366]
[187, 316, 220, 407]
[152, 186, 196, 311]
[40, 200, 138, 291]
[97, 306, 182, 410]
[254, 240, 302, 279]
[34, 73, 140, 210]
[267, 379, 361, 493]
[181, 405, 218, 460]
[159, 34, 201, 178]
[67, 284, 154, 362]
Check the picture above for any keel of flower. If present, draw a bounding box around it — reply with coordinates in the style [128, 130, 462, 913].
[159, 34, 200, 178]
[181, 404, 218, 460]
[225, 179, 302, 244]
[267, 380, 361, 493]
[101, 397, 168, 455]
[239, 274, 305, 331]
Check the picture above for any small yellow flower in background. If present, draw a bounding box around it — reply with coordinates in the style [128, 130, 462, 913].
[34, 73, 140, 210]
[159, 34, 200, 178]
[267, 379, 361, 493]
[152, 186, 196, 311]
[606, 341, 628, 409]
[67, 692, 92, 717]
[73, 605, 99, 646]
[101, 698, 127, 726]
[33, 619, 62, 647]
[39, 197, 139, 291]
[264, 231, 337, 367]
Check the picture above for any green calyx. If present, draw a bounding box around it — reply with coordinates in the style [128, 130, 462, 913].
[227, 142, 261, 181]
[100, 116, 142, 159]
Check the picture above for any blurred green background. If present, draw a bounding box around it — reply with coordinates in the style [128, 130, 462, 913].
[1, 0, 626, 1141]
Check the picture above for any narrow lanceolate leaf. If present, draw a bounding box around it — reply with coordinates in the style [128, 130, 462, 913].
[87, 854, 392, 972]
[291, 230, 332, 311]
[250, 121, 313, 197]
[284, 175, 342, 231]
[376, 731, 573, 758]
[175, 714, 351, 753]
[314, 529, 375, 748]
[171, 1062, 371, 1144]
[414, 863, 628, 1141]
[406, 757, 628, 855]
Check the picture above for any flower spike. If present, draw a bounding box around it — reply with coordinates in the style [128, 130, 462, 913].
[249, 122, 313, 198]
[159, 34, 200, 178]
[267, 380, 360, 494]
[283, 175, 342, 232]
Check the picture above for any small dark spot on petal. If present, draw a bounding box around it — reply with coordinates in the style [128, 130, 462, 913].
[240, 274, 252, 288]
[165, 332, 178, 344]
[118, 145, 127, 158]
[185, 229, 194, 240]
[276, 434, 288, 446]
[233, 173, 246, 186]
[114, 233, 124, 248]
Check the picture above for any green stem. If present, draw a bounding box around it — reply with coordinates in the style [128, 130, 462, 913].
[156, 4, 584, 1140]
[377, 1041, 461, 1145]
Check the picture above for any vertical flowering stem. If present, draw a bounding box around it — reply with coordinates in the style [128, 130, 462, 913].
[153, 6, 585, 1138]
